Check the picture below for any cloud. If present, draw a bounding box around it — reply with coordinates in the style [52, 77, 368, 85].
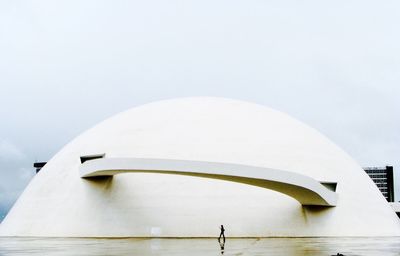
[0, 170, 32, 221]
[0, 140, 26, 162]
[0, 141, 32, 220]
[0, 186, 20, 222]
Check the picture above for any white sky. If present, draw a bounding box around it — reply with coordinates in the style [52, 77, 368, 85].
[0, 0, 399, 218]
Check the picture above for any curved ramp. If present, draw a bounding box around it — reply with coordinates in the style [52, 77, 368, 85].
[80, 158, 338, 207]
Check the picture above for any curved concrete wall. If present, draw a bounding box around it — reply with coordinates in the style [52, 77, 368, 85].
[1, 97, 399, 237]
[80, 157, 338, 206]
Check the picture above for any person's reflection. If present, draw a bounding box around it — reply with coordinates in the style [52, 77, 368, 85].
[219, 239, 225, 254]
[218, 225, 226, 254]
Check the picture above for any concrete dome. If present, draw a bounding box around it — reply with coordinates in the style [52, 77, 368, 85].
[1, 97, 399, 237]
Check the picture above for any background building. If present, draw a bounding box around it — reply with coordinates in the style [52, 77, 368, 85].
[33, 162, 47, 174]
[364, 166, 394, 202]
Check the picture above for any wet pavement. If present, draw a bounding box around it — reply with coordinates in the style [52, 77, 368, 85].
[0, 237, 400, 255]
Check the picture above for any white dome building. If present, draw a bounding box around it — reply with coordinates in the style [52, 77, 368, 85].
[1, 97, 399, 237]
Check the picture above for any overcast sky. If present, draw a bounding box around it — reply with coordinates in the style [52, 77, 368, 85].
[1, 0, 399, 220]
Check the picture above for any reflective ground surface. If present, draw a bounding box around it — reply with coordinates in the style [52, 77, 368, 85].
[1, 237, 400, 256]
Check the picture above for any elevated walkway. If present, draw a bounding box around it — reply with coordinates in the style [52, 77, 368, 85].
[80, 157, 338, 207]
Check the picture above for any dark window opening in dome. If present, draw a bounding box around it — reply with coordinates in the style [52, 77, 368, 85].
[321, 182, 337, 192]
[80, 153, 105, 164]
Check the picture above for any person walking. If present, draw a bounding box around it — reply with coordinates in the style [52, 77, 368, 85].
[218, 225, 225, 242]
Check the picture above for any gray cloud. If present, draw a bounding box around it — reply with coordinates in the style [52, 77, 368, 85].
[0, 140, 26, 162]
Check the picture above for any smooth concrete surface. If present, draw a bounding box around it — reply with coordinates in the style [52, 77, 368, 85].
[80, 157, 338, 206]
[1, 97, 400, 237]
